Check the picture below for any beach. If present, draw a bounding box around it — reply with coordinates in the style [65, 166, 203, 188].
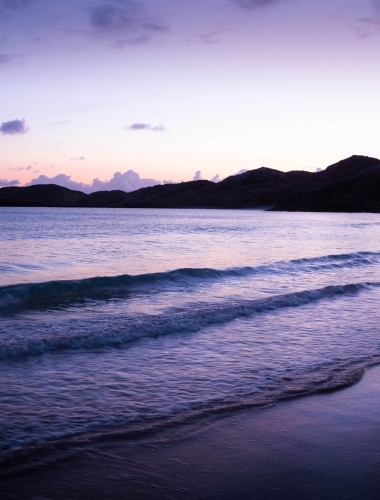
[2, 363, 380, 499]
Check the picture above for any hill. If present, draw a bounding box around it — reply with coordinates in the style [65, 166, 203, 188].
[1, 155, 380, 212]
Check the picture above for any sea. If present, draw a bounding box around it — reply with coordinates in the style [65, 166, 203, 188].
[1, 207, 380, 474]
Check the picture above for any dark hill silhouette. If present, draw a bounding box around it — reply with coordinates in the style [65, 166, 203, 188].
[82, 180, 219, 209]
[1, 155, 380, 212]
[0, 184, 85, 207]
[271, 155, 380, 212]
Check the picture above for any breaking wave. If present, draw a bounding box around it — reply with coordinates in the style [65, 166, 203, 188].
[0, 281, 376, 360]
[1, 355, 379, 477]
[0, 251, 379, 312]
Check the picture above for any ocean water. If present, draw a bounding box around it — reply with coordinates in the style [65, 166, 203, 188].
[1, 207, 380, 473]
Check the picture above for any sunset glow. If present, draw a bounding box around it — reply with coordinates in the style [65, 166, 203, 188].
[1, 0, 380, 191]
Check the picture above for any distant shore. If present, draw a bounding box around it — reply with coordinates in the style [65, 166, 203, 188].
[2, 363, 380, 499]
[1, 155, 380, 212]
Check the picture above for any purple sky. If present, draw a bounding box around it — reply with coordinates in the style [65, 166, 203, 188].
[1, 0, 380, 191]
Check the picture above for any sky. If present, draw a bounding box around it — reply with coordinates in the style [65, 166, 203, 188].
[1, 0, 380, 192]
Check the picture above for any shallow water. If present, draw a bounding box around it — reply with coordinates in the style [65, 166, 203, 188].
[1, 208, 380, 471]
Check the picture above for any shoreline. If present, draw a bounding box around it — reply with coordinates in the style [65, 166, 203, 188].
[2, 156, 380, 213]
[2, 364, 380, 499]
[1, 206, 380, 214]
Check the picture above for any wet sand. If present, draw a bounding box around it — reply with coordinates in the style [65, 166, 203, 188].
[2, 364, 380, 500]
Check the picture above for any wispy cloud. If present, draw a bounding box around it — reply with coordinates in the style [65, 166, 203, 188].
[0, 53, 25, 65]
[352, 1, 380, 38]
[353, 16, 380, 39]
[88, 0, 168, 38]
[90, 1, 142, 33]
[70, 156, 85, 161]
[125, 123, 166, 132]
[232, 0, 283, 10]
[0, 178, 20, 187]
[111, 35, 150, 48]
[0, 118, 29, 135]
[199, 31, 224, 45]
[7, 165, 32, 171]
[0, 0, 33, 11]
[358, 17, 380, 27]
[50, 120, 72, 126]
[0, 54, 12, 64]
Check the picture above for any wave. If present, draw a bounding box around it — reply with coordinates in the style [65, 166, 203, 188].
[0, 251, 379, 312]
[287, 250, 379, 268]
[0, 267, 247, 311]
[1, 355, 380, 477]
[0, 281, 377, 360]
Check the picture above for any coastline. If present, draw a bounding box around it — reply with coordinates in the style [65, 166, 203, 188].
[2, 363, 380, 499]
[2, 155, 380, 212]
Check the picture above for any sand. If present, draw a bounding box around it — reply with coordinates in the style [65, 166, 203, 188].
[2, 364, 380, 500]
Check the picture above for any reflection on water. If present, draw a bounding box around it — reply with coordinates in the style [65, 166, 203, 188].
[1, 208, 380, 470]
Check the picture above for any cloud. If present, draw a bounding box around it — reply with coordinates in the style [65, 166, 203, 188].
[232, 0, 282, 9]
[88, 0, 167, 37]
[92, 170, 160, 192]
[111, 35, 150, 48]
[70, 156, 85, 161]
[125, 123, 166, 132]
[352, 1, 380, 37]
[28, 174, 90, 193]
[0, 0, 33, 11]
[0, 54, 12, 64]
[0, 53, 25, 65]
[193, 171, 202, 181]
[363, 15, 380, 22]
[0, 178, 20, 187]
[357, 17, 380, 27]
[50, 120, 71, 126]
[28, 169, 161, 194]
[353, 16, 380, 39]
[7, 165, 32, 171]
[0, 118, 29, 135]
[199, 31, 225, 45]
[211, 174, 221, 183]
[90, 1, 142, 32]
